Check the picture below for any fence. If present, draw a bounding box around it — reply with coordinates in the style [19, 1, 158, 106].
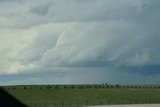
[24, 99, 160, 107]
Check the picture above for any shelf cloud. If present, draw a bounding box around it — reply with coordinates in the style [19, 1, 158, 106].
[0, 0, 160, 84]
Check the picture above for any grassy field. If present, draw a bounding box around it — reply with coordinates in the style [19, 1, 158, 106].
[1, 84, 160, 107]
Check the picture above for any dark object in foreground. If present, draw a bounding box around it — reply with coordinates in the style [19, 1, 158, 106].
[0, 87, 26, 107]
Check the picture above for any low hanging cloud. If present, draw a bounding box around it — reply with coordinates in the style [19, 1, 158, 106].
[0, 21, 160, 74]
[0, 0, 160, 75]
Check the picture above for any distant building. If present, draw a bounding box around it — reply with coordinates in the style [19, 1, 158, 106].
[0, 87, 26, 107]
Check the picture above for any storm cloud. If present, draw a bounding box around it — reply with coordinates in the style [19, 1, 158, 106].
[0, 0, 160, 85]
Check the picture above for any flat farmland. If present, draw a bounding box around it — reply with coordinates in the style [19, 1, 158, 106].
[2, 85, 160, 107]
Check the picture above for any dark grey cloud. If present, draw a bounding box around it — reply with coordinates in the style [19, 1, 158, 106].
[1, 0, 160, 28]
[1, 67, 160, 85]
[29, 3, 51, 16]
[0, 0, 21, 3]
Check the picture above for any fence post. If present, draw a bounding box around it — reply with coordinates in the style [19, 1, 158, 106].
[85, 100, 88, 106]
[69, 101, 71, 107]
[45, 102, 46, 107]
[108, 100, 110, 105]
[100, 100, 102, 105]
[77, 101, 79, 107]
[54, 101, 55, 107]
[130, 100, 131, 104]
[34, 103, 36, 107]
[62, 100, 64, 107]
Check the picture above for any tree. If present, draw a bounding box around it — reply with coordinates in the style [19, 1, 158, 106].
[94, 85, 97, 89]
[78, 86, 84, 89]
[85, 85, 90, 89]
[102, 83, 105, 86]
[29, 87, 32, 89]
[110, 85, 114, 88]
[24, 86, 27, 89]
[63, 86, 66, 89]
[46, 85, 52, 89]
[55, 85, 59, 89]
[115, 84, 120, 88]
[126, 85, 130, 88]
[71, 85, 75, 89]
[89, 85, 92, 88]
[105, 83, 108, 85]
[98, 85, 101, 88]
[105, 85, 109, 88]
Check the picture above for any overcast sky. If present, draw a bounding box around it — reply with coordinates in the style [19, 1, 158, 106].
[0, 0, 160, 85]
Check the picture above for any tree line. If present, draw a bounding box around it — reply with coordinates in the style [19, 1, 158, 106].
[3, 84, 160, 90]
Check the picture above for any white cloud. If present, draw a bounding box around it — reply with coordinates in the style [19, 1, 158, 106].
[0, 0, 160, 76]
[0, 23, 67, 74]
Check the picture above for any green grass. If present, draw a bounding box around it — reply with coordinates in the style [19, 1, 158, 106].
[2, 85, 160, 106]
